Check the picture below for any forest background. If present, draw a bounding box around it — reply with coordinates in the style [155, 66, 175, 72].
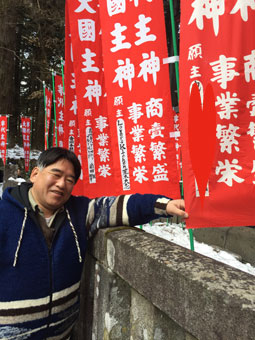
[0, 0, 180, 151]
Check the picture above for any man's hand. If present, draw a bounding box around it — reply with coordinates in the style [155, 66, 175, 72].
[166, 199, 188, 219]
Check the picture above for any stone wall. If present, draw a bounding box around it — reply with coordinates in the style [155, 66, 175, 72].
[75, 228, 255, 340]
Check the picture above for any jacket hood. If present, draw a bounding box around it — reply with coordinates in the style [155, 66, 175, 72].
[9, 182, 33, 209]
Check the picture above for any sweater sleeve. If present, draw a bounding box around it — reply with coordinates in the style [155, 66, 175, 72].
[86, 194, 171, 238]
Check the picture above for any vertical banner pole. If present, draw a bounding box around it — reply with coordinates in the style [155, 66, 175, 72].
[43, 81, 49, 149]
[169, 0, 194, 250]
[52, 70, 58, 147]
[168, 0, 179, 101]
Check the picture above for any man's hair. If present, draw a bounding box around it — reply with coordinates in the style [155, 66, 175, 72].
[37, 147, 81, 183]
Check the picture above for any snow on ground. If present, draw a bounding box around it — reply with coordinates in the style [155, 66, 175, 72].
[136, 222, 255, 276]
[1, 145, 255, 276]
[7, 144, 40, 160]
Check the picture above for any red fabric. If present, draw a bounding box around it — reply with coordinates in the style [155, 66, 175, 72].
[66, 0, 117, 197]
[21, 117, 31, 172]
[179, 2, 255, 227]
[64, 4, 84, 195]
[96, 0, 180, 197]
[44, 87, 52, 150]
[0, 116, 8, 165]
[54, 75, 65, 148]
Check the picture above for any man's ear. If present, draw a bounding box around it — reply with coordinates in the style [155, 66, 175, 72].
[30, 167, 40, 183]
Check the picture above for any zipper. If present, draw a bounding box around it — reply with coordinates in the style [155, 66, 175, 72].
[46, 247, 53, 337]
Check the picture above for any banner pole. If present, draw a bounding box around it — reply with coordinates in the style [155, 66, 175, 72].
[168, 0, 194, 250]
[168, 0, 179, 101]
[43, 81, 49, 149]
[52, 70, 58, 147]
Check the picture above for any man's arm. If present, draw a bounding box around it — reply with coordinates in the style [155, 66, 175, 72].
[86, 194, 188, 238]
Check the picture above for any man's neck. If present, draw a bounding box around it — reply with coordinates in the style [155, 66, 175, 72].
[29, 188, 55, 218]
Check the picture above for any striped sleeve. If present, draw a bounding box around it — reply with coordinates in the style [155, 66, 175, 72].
[86, 195, 131, 238]
[154, 197, 172, 216]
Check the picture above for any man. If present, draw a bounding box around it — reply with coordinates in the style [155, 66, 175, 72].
[0, 147, 188, 339]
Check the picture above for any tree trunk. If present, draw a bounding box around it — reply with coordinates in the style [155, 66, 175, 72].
[0, 0, 18, 147]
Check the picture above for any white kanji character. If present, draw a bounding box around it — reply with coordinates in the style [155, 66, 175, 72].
[84, 108, 92, 116]
[247, 121, 255, 149]
[244, 50, 255, 82]
[75, 0, 96, 13]
[215, 92, 240, 119]
[247, 94, 255, 116]
[58, 111, 64, 122]
[134, 14, 156, 46]
[113, 58, 135, 91]
[114, 96, 123, 106]
[190, 65, 201, 79]
[70, 98, 78, 116]
[146, 98, 163, 118]
[57, 97, 64, 108]
[133, 166, 148, 183]
[188, 44, 202, 60]
[84, 79, 102, 106]
[81, 48, 99, 72]
[131, 144, 146, 163]
[111, 23, 131, 52]
[70, 73, 76, 90]
[116, 109, 123, 117]
[150, 141, 166, 160]
[210, 55, 240, 89]
[130, 125, 145, 142]
[97, 148, 110, 162]
[57, 84, 63, 97]
[98, 164, 111, 177]
[96, 133, 109, 146]
[58, 124, 64, 136]
[138, 51, 160, 85]
[230, 0, 255, 21]
[188, 0, 225, 36]
[95, 115, 108, 132]
[78, 19, 95, 42]
[148, 122, 165, 139]
[107, 0, 126, 16]
[152, 163, 169, 182]
[128, 103, 143, 123]
[69, 120, 76, 127]
[216, 124, 241, 153]
[216, 159, 244, 186]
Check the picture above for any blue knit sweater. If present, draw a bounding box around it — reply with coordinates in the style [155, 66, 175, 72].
[0, 184, 171, 339]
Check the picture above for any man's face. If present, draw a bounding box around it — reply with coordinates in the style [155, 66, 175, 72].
[30, 159, 76, 217]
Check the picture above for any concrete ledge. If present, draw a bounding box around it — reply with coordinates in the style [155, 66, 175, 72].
[193, 226, 255, 266]
[90, 228, 255, 340]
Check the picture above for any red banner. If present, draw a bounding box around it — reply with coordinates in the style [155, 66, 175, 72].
[21, 117, 31, 172]
[64, 5, 84, 195]
[98, 0, 180, 197]
[44, 86, 52, 150]
[179, 2, 255, 227]
[66, 0, 116, 197]
[0, 115, 8, 165]
[54, 75, 65, 148]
